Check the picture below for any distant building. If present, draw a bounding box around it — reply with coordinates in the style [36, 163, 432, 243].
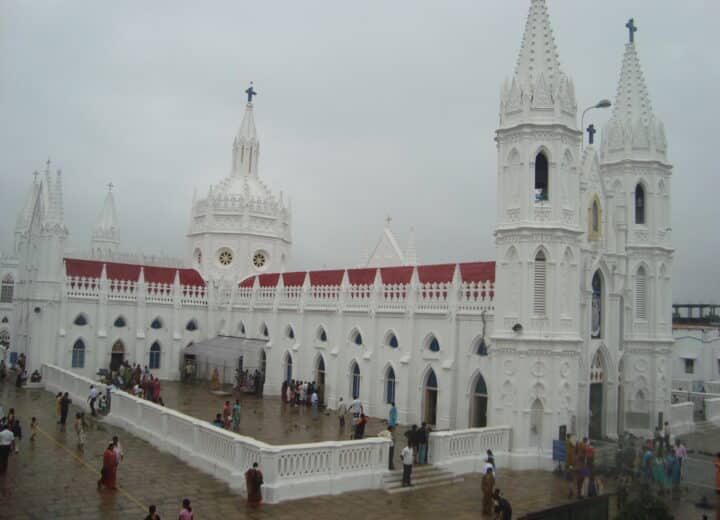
[671, 304, 720, 392]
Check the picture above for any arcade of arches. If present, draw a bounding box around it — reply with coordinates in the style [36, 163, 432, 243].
[279, 353, 489, 427]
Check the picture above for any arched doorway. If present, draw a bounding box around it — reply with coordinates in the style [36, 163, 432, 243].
[589, 350, 606, 439]
[470, 373, 488, 427]
[315, 356, 326, 405]
[283, 352, 292, 383]
[423, 369, 438, 426]
[111, 340, 125, 372]
[385, 366, 396, 404]
[350, 361, 361, 399]
[530, 398, 544, 448]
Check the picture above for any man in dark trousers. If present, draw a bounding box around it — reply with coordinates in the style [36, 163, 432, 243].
[59, 392, 72, 431]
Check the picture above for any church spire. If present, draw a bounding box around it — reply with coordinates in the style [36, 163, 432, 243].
[500, 0, 576, 129]
[601, 19, 667, 163]
[232, 83, 260, 176]
[91, 183, 120, 258]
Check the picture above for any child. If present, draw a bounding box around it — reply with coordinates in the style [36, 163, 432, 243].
[30, 417, 38, 442]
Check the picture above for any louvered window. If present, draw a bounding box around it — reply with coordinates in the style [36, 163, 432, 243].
[635, 267, 647, 320]
[533, 251, 547, 316]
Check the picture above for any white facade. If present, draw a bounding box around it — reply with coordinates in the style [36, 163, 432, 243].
[672, 326, 720, 391]
[3, 0, 677, 469]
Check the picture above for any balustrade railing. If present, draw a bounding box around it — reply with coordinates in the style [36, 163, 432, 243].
[458, 281, 495, 313]
[428, 426, 511, 474]
[416, 282, 450, 313]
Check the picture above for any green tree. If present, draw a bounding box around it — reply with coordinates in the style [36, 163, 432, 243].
[615, 482, 673, 520]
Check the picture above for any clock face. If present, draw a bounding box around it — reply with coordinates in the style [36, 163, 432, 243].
[253, 251, 266, 269]
[218, 248, 233, 266]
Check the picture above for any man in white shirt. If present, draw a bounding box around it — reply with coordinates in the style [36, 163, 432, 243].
[88, 385, 99, 416]
[349, 397, 363, 419]
[378, 426, 395, 470]
[112, 435, 124, 464]
[337, 398, 347, 428]
[401, 443, 414, 486]
[0, 423, 14, 475]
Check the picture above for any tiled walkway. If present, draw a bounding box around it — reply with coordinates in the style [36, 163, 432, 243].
[0, 381, 715, 519]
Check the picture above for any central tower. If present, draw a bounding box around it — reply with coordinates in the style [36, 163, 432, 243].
[492, 0, 583, 466]
[186, 86, 292, 284]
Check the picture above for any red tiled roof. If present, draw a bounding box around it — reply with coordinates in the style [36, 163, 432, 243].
[282, 272, 306, 287]
[379, 266, 414, 285]
[459, 261, 496, 284]
[239, 276, 256, 288]
[258, 273, 280, 287]
[417, 263, 456, 284]
[64, 258, 205, 287]
[347, 268, 377, 286]
[309, 269, 344, 286]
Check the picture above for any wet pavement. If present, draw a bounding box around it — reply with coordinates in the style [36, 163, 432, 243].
[157, 379, 409, 445]
[0, 380, 717, 519]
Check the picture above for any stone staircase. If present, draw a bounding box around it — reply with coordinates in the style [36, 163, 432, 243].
[382, 464, 463, 494]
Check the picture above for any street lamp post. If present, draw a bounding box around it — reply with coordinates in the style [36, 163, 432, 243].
[581, 99, 612, 147]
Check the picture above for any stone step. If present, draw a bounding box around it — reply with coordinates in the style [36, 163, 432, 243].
[383, 464, 443, 481]
[385, 473, 464, 493]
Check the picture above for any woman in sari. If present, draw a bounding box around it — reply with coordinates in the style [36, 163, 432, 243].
[98, 442, 118, 490]
[232, 400, 241, 432]
[245, 462, 263, 507]
[481, 466, 495, 515]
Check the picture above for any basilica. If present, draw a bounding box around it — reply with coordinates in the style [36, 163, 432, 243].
[1, 0, 673, 468]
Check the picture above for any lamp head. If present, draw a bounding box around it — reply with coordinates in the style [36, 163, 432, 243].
[595, 99, 612, 109]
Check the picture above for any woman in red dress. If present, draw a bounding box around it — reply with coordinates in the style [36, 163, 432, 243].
[98, 442, 118, 490]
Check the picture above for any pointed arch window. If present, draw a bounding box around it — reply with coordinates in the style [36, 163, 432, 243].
[534, 153, 549, 201]
[533, 251, 547, 316]
[635, 266, 647, 320]
[386, 332, 399, 349]
[427, 336, 440, 353]
[635, 184, 645, 224]
[74, 314, 88, 326]
[385, 366, 396, 404]
[351, 329, 363, 346]
[113, 316, 126, 328]
[71, 339, 85, 368]
[284, 352, 293, 382]
[149, 342, 161, 369]
[150, 317, 163, 330]
[317, 327, 327, 342]
[591, 271, 602, 339]
[1, 274, 14, 303]
[286, 325, 295, 340]
[350, 361, 361, 398]
[238, 322, 246, 336]
[186, 319, 198, 331]
[1, 316, 8, 323]
[262, 323, 269, 338]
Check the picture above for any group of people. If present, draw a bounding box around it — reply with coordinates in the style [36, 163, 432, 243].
[564, 435, 605, 500]
[281, 379, 320, 409]
[211, 400, 242, 431]
[110, 363, 164, 406]
[403, 422, 432, 465]
[0, 354, 32, 389]
[235, 368, 263, 395]
[0, 408, 25, 475]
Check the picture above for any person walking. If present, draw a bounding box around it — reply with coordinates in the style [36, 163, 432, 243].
[232, 400, 242, 432]
[143, 504, 161, 520]
[87, 385, 99, 416]
[245, 462, 264, 508]
[404, 425, 418, 462]
[59, 392, 71, 431]
[11, 416, 22, 453]
[98, 442, 118, 490]
[75, 413, 87, 451]
[388, 402, 397, 430]
[55, 392, 62, 423]
[417, 423, 428, 465]
[30, 417, 38, 442]
[401, 442, 414, 487]
[378, 426, 395, 470]
[0, 422, 14, 475]
[481, 466, 495, 515]
[112, 435, 124, 473]
[674, 439, 687, 479]
[337, 397, 347, 429]
[222, 401, 232, 429]
[492, 489, 513, 520]
[178, 498, 193, 520]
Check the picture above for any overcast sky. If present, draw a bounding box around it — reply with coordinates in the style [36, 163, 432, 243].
[0, 0, 718, 302]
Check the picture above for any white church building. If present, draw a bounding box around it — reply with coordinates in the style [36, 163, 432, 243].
[2, 0, 674, 466]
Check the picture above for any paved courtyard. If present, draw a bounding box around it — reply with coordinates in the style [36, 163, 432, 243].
[0, 380, 717, 519]
[158, 379, 407, 445]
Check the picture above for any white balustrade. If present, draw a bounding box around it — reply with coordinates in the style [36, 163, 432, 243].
[146, 282, 173, 304]
[377, 283, 408, 313]
[669, 402, 695, 435]
[416, 282, 450, 313]
[66, 276, 99, 299]
[42, 364, 390, 504]
[109, 279, 137, 302]
[458, 281, 495, 314]
[428, 426, 511, 475]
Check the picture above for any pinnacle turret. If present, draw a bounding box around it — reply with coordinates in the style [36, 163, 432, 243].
[601, 19, 667, 163]
[91, 184, 120, 258]
[500, 0, 576, 129]
[231, 87, 260, 176]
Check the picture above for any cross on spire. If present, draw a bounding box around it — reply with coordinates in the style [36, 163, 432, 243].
[625, 18, 637, 43]
[107, 182, 114, 192]
[385, 215, 392, 226]
[45, 158, 51, 173]
[586, 124, 596, 145]
[245, 82, 257, 104]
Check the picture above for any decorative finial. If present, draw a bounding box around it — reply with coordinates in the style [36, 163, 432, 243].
[245, 82, 257, 104]
[586, 124, 596, 145]
[45, 158, 51, 173]
[385, 215, 392, 226]
[107, 182, 114, 192]
[625, 18, 637, 43]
